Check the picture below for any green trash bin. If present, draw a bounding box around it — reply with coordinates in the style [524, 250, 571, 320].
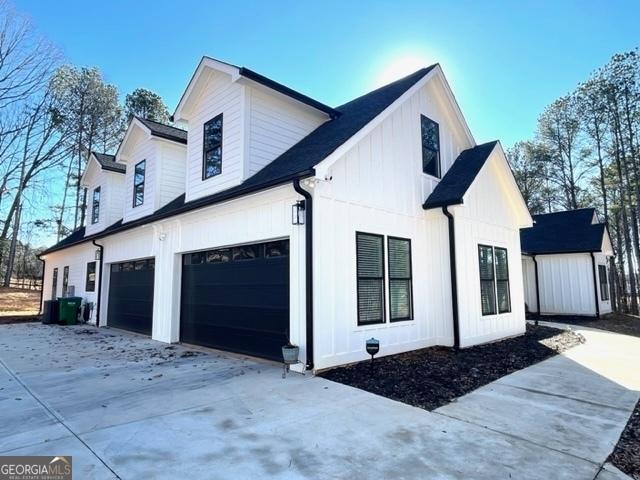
[58, 297, 82, 325]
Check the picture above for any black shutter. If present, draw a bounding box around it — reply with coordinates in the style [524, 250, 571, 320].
[357, 233, 385, 325]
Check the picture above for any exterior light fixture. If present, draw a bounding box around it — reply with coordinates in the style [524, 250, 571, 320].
[95, 249, 101, 260]
[366, 337, 380, 373]
[292, 200, 305, 225]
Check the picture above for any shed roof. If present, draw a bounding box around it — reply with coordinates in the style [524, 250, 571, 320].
[422, 141, 498, 209]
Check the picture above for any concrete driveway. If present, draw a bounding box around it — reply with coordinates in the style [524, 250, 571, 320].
[0, 323, 637, 480]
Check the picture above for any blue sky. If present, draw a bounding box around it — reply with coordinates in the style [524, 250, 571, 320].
[14, 0, 640, 147]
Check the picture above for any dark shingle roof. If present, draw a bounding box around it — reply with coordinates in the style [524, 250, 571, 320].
[42, 67, 439, 255]
[423, 141, 498, 209]
[520, 208, 607, 254]
[137, 117, 187, 144]
[92, 152, 126, 173]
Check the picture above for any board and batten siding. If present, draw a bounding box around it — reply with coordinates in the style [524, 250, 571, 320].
[522, 252, 612, 316]
[41, 242, 100, 323]
[246, 86, 327, 177]
[521, 255, 538, 313]
[312, 77, 473, 369]
[453, 150, 527, 347]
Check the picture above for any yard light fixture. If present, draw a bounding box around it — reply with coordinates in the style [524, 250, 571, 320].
[292, 200, 305, 225]
[94, 249, 101, 260]
[366, 337, 380, 373]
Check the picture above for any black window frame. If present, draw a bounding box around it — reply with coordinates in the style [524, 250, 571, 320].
[494, 247, 511, 314]
[91, 186, 101, 224]
[202, 114, 223, 180]
[421, 115, 441, 178]
[478, 244, 511, 316]
[62, 266, 69, 297]
[598, 264, 609, 301]
[85, 261, 96, 292]
[133, 160, 146, 208]
[356, 232, 386, 326]
[51, 268, 58, 300]
[387, 236, 413, 322]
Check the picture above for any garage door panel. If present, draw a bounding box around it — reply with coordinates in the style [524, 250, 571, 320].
[107, 259, 154, 336]
[181, 240, 290, 361]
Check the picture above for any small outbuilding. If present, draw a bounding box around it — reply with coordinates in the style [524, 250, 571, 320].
[520, 208, 614, 317]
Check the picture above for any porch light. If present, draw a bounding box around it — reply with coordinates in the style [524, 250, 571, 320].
[95, 249, 101, 260]
[366, 337, 380, 373]
[292, 200, 305, 225]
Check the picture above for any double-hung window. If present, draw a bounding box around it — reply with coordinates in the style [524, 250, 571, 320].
[388, 237, 413, 321]
[598, 265, 609, 301]
[421, 115, 440, 178]
[85, 262, 96, 292]
[133, 160, 145, 207]
[478, 245, 511, 315]
[203, 114, 223, 179]
[91, 187, 101, 224]
[356, 233, 414, 325]
[356, 233, 385, 325]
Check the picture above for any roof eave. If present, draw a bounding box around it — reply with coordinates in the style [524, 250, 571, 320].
[40, 169, 316, 256]
[422, 198, 464, 210]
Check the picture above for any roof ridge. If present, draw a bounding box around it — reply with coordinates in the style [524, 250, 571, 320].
[533, 207, 595, 217]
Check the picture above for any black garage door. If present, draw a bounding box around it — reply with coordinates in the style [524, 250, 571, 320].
[180, 240, 289, 360]
[107, 259, 154, 335]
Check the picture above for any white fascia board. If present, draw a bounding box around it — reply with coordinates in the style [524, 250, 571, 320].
[489, 141, 533, 228]
[314, 66, 474, 179]
[80, 155, 100, 186]
[173, 56, 241, 122]
[115, 118, 152, 162]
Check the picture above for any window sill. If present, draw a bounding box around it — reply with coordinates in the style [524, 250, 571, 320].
[354, 319, 416, 333]
[422, 172, 441, 181]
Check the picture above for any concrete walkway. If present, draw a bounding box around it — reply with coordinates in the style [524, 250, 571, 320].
[0, 322, 638, 479]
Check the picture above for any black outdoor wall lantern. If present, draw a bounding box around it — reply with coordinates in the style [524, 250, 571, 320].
[292, 200, 305, 225]
[366, 337, 380, 372]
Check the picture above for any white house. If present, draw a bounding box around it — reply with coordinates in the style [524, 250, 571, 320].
[521, 208, 614, 317]
[39, 57, 532, 371]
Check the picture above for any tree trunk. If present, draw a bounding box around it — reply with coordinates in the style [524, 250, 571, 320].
[3, 203, 21, 287]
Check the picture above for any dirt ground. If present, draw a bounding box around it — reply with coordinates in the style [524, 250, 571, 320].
[0, 287, 41, 318]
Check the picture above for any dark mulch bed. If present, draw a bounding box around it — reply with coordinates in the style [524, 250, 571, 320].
[609, 400, 640, 479]
[319, 324, 584, 411]
[0, 314, 41, 325]
[534, 313, 640, 339]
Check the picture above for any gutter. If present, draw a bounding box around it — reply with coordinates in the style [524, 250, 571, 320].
[531, 254, 540, 325]
[293, 179, 314, 370]
[590, 252, 600, 318]
[92, 240, 104, 327]
[442, 206, 460, 348]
